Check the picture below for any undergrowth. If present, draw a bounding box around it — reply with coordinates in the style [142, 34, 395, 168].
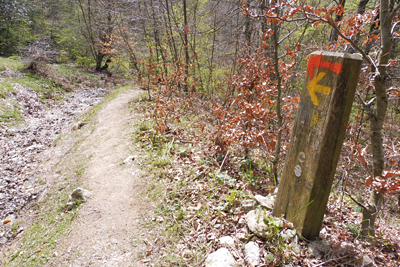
[131, 90, 400, 266]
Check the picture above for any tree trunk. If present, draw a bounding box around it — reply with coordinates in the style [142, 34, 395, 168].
[271, 15, 282, 186]
[329, 0, 346, 43]
[361, 0, 391, 238]
[182, 0, 190, 92]
[95, 53, 104, 71]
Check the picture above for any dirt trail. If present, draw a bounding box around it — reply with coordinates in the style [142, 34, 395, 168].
[50, 89, 146, 267]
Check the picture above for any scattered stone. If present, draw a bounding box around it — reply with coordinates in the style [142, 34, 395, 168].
[244, 241, 260, 265]
[245, 209, 271, 238]
[182, 249, 194, 259]
[66, 188, 92, 208]
[307, 240, 331, 256]
[123, 155, 135, 164]
[319, 227, 328, 238]
[72, 121, 86, 130]
[0, 236, 7, 244]
[219, 236, 235, 247]
[205, 248, 236, 267]
[0, 84, 107, 245]
[152, 216, 164, 223]
[360, 255, 375, 267]
[254, 195, 274, 210]
[242, 199, 257, 212]
[307, 244, 322, 258]
[338, 241, 354, 254]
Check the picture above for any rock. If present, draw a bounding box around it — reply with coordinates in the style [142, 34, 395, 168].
[242, 199, 257, 212]
[307, 244, 322, 258]
[338, 241, 354, 254]
[0, 236, 8, 244]
[307, 240, 331, 256]
[245, 209, 271, 238]
[360, 255, 375, 267]
[182, 249, 194, 259]
[244, 241, 260, 265]
[219, 236, 235, 247]
[205, 248, 236, 267]
[66, 188, 91, 208]
[254, 195, 274, 210]
[72, 121, 86, 130]
[123, 155, 135, 164]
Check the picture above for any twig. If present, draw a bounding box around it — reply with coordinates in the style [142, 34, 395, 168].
[314, 255, 349, 266]
[339, 170, 348, 219]
[385, 154, 400, 159]
[218, 150, 230, 174]
[166, 137, 175, 154]
[344, 190, 367, 210]
[278, 21, 307, 44]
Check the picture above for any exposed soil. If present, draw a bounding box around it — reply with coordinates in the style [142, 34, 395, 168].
[0, 80, 107, 245]
[47, 89, 147, 267]
[0, 80, 150, 266]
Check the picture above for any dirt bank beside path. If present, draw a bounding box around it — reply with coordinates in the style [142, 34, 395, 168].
[48, 88, 147, 266]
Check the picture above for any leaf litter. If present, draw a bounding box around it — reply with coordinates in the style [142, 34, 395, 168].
[132, 96, 400, 266]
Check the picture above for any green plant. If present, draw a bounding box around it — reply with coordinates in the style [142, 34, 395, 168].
[216, 172, 236, 187]
[0, 57, 24, 71]
[345, 224, 360, 238]
[153, 154, 172, 167]
[75, 56, 94, 68]
[242, 166, 260, 187]
[0, 101, 22, 123]
[0, 80, 15, 98]
[11, 221, 23, 234]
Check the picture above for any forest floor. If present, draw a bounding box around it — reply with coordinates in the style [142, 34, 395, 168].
[0, 59, 399, 267]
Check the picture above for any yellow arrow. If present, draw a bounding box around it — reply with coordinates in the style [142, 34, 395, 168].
[307, 72, 331, 106]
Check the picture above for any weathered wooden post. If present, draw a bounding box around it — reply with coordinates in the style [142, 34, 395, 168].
[273, 51, 362, 239]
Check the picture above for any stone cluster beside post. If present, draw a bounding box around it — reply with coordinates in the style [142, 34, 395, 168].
[273, 51, 363, 239]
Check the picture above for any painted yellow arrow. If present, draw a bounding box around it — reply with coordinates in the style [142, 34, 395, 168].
[307, 72, 331, 106]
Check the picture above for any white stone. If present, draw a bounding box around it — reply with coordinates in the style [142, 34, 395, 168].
[205, 248, 236, 267]
[361, 255, 375, 267]
[123, 155, 135, 164]
[245, 210, 270, 238]
[66, 188, 92, 207]
[242, 199, 257, 212]
[219, 236, 235, 247]
[254, 195, 274, 210]
[245, 241, 260, 264]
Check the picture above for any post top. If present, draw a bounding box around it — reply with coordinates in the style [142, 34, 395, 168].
[311, 51, 363, 61]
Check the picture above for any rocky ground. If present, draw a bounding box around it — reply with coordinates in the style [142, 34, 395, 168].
[0, 69, 108, 246]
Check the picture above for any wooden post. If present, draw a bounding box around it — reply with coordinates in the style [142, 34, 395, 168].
[273, 51, 362, 239]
